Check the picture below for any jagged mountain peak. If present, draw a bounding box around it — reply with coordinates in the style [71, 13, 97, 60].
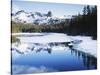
[12, 10, 67, 25]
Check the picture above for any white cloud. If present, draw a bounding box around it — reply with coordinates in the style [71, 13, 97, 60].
[12, 65, 57, 74]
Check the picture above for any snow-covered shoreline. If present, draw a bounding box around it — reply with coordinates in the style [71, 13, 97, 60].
[70, 36, 97, 57]
[12, 33, 97, 58]
[12, 33, 72, 43]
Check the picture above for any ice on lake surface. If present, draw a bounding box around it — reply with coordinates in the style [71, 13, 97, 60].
[11, 33, 97, 74]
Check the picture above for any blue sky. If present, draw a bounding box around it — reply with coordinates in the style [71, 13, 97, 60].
[12, 0, 86, 18]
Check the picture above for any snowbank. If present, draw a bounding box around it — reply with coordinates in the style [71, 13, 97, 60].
[12, 33, 72, 43]
[70, 36, 97, 57]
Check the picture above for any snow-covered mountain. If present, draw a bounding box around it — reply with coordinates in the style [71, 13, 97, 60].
[12, 10, 67, 25]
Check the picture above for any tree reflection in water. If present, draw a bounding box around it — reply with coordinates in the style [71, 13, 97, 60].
[69, 47, 97, 69]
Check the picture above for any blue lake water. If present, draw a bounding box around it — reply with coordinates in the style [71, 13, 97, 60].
[12, 45, 97, 74]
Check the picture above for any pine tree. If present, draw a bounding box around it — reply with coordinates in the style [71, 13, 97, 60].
[83, 6, 87, 15]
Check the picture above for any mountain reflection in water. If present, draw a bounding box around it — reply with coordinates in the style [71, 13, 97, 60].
[12, 41, 97, 73]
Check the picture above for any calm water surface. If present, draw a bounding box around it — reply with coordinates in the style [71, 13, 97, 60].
[12, 45, 97, 74]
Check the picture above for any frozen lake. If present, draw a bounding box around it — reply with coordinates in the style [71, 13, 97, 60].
[11, 33, 97, 74]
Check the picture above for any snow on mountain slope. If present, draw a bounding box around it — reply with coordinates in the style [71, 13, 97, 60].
[12, 10, 66, 25]
[12, 11, 34, 23]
